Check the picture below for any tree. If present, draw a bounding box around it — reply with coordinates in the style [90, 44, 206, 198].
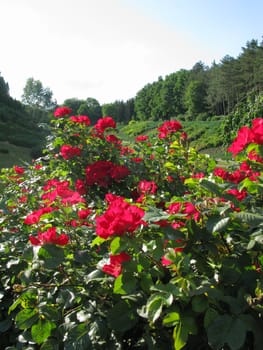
[206, 61, 225, 115]
[78, 98, 102, 124]
[22, 78, 56, 109]
[184, 80, 207, 117]
[102, 99, 134, 123]
[0, 72, 9, 99]
[63, 98, 83, 114]
[134, 83, 154, 120]
[239, 39, 263, 94]
[63, 97, 102, 124]
[160, 70, 189, 118]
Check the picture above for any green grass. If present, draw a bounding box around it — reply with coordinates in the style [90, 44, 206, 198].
[1, 116, 229, 168]
[118, 117, 228, 158]
[0, 141, 33, 169]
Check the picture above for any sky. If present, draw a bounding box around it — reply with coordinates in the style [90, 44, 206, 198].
[1, 0, 263, 105]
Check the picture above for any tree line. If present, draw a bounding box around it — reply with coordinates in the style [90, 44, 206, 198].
[134, 38, 263, 121]
[61, 38, 263, 123]
[1, 37, 263, 133]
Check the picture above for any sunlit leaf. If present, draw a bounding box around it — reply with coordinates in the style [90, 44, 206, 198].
[31, 318, 55, 344]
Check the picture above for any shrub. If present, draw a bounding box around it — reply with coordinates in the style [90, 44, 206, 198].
[0, 109, 263, 349]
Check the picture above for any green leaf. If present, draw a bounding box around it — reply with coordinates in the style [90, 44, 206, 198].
[113, 272, 137, 295]
[192, 295, 209, 313]
[182, 316, 198, 335]
[253, 233, 263, 245]
[40, 305, 60, 321]
[163, 312, 180, 327]
[207, 315, 247, 350]
[234, 212, 263, 228]
[247, 239, 256, 250]
[143, 207, 170, 223]
[90, 236, 106, 247]
[140, 272, 153, 292]
[204, 308, 219, 329]
[200, 179, 223, 196]
[9, 297, 22, 314]
[40, 339, 60, 350]
[31, 318, 55, 345]
[110, 236, 121, 254]
[206, 216, 230, 234]
[172, 315, 198, 350]
[15, 308, 39, 330]
[164, 161, 177, 171]
[146, 296, 164, 323]
[23, 245, 34, 261]
[66, 323, 92, 349]
[240, 314, 263, 350]
[84, 269, 104, 283]
[173, 322, 187, 350]
[107, 300, 138, 332]
[38, 244, 65, 269]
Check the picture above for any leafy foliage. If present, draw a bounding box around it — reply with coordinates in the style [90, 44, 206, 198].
[0, 105, 263, 349]
[22, 77, 56, 110]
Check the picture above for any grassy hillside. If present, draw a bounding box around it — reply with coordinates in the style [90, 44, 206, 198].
[0, 101, 49, 168]
[0, 141, 33, 169]
[0, 116, 229, 169]
[118, 116, 228, 158]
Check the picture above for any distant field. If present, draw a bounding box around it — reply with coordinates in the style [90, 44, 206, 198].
[118, 117, 228, 158]
[0, 117, 229, 169]
[0, 141, 33, 169]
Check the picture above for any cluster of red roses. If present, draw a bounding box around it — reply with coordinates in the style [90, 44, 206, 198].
[29, 227, 69, 246]
[24, 178, 89, 245]
[157, 120, 183, 139]
[18, 106, 263, 279]
[228, 118, 263, 155]
[214, 160, 261, 184]
[96, 194, 145, 239]
[60, 145, 82, 159]
[85, 160, 130, 187]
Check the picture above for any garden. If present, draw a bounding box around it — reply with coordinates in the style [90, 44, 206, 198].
[0, 107, 263, 349]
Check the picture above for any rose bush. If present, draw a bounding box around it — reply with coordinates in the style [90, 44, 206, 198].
[0, 108, 263, 349]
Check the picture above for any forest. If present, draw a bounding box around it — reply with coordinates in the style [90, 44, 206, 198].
[1, 38, 263, 165]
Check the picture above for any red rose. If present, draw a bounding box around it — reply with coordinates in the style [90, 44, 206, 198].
[248, 150, 263, 163]
[96, 196, 145, 239]
[75, 179, 87, 195]
[70, 115, 91, 126]
[29, 227, 69, 246]
[138, 180, 158, 194]
[94, 116, 116, 135]
[158, 120, 182, 139]
[213, 168, 229, 180]
[14, 165, 25, 174]
[251, 118, 263, 144]
[54, 106, 72, 117]
[110, 165, 130, 182]
[106, 134, 122, 145]
[102, 252, 131, 277]
[60, 145, 81, 159]
[78, 209, 92, 220]
[227, 188, 248, 201]
[135, 135, 149, 142]
[24, 207, 54, 225]
[228, 126, 253, 155]
[86, 161, 130, 187]
[86, 160, 114, 187]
